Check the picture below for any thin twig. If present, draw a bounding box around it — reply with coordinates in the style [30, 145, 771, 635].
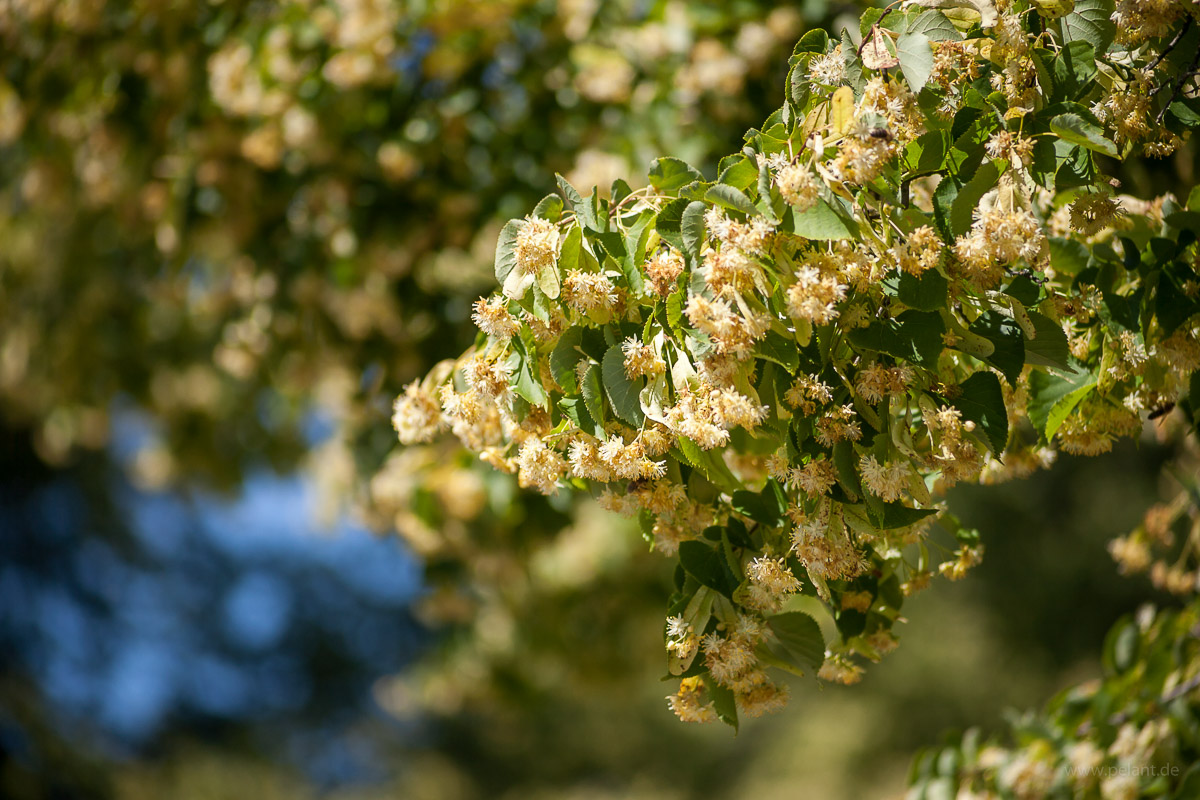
[1076, 652, 1200, 737]
[1162, 673, 1200, 705]
[1156, 44, 1200, 123]
[1147, 17, 1193, 74]
[856, 0, 905, 55]
[1103, 673, 1200, 730]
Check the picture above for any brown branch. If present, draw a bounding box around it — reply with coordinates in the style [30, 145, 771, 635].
[1147, 17, 1193, 74]
[1161, 672, 1200, 705]
[1076, 658, 1200, 737]
[856, 0, 905, 55]
[1156, 44, 1200, 123]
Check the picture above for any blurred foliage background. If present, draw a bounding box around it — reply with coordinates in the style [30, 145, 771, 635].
[0, 0, 1192, 797]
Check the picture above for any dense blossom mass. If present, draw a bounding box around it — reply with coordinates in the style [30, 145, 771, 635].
[392, 0, 1200, 747]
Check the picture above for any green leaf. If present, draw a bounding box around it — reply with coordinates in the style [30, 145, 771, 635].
[732, 480, 788, 528]
[550, 327, 585, 393]
[1023, 311, 1071, 371]
[756, 159, 778, 222]
[559, 396, 599, 437]
[1102, 616, 1139, 674]
[556, 174, 599, 230]
[579, 327, 609, 363]
[1172, 764, 1200, 800]
[848, 310, 946, 366]
[1031, 47, 1056, 102]
[1027, 366, 1090, 436]
[1053, 139, 1095, 189]
[759, 119, 789, 153]
[718, 155, 759, 190]
[1033, 0, 1076, 18]
[789, 62, 811, 109]
[1165, 211, 1200, 233]
[707, 680, 739, 731]
[951, 372, 1009, 453]
[1004, 275, 1041, 306]
[592, 230, 626, 262]
[1099, 284, 1140, 331]
[682, 327, 713, 360]
[755, 329, 800, 373]
[791, 28, 829, 58]
[601, 345, 646, 426]
[681, 200, 707, 261]
[859, 7, 886, 36]
[1169, 98, 1200, 128]
[1050, 112, 1117, 158]
[1184, 189, 1200, 216]
[834, 607, 866, 638]
[946, 112, 990, 177]
[1028, 138, 1058, 189]
[532, 193, 563, 222]
[766, 612, 825, 672]
[581, 363, 606, 430]
[494, 219, 523, 283]
[833, 440, 863, 496]
[673, 439, 741, 492]
[649, 157, 704, 194]
[949, 160, 999, 238]
[667, 291, 685, 331]
[790, 198, 859, 240]
[705, 183, 757, 216]
[1052, 41, 1096, 100]
[898, 269, 949, 312]
[1156, 262, 1200, 336]
[879, 573, 904, 610]
[535, 263, 560, 299]
[620, 213, 652, 296]
[932, 173, 959, 239]
[1046, 382, 1094, 440]
[874, 502, 939, 529]
[656, 197, 689, 252]
[896, 32, 935, 93]
[951, 106, 983, 140]
[1048, 236, 1089, 275]
[912, 0, 998, 28]
[906, 9, 963, 40]
[841, 29, 866, 95]
[969, 311, 1025, 383]
[610, 178, 633, 208]
[679, 540, 734, 597]
[1060, 0, 1116, 53]
[905, 130, 950, 176]
[513, 355, 548, 409]
[557, 224, 583, 276]
[515, 285, 549, 322]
